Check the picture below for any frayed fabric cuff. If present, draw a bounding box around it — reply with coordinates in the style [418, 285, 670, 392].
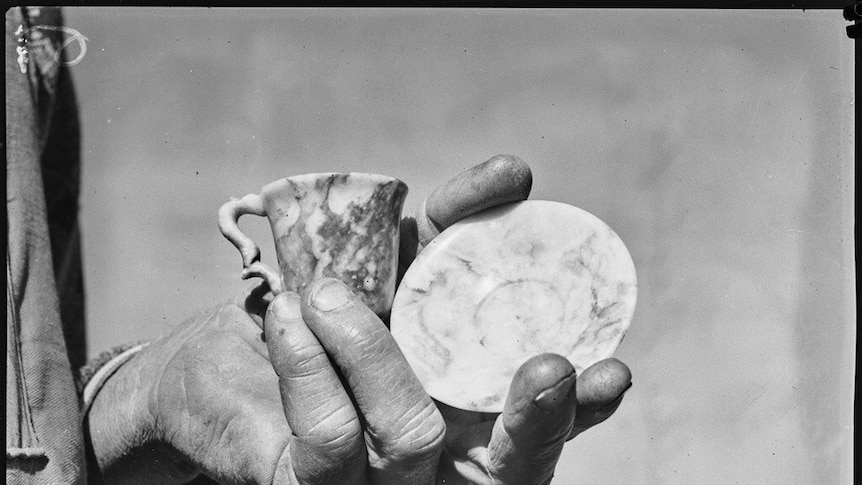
[79, 342, 149, 417]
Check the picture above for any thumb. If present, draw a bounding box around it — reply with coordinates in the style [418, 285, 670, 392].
[264, 292, 366, 485]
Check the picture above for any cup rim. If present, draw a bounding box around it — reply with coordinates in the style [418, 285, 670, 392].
[263, 172, 406, 191]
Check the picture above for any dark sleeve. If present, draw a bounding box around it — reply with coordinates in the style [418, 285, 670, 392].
[40, 45, 86, 370]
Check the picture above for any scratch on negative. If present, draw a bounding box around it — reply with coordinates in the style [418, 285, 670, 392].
[747, 96, 762, 135]
[768, 225, 815, 236]
[792, 56, 812, 95]
[783, 228, 816, 235]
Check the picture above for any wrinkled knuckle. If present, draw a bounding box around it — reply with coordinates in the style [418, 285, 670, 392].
[387, 404, 446, 464]
[386, 433, 445, 469]
[306, 415, 364, 461]
[340, 323, 387, 350]
[287, 344, 330, 376]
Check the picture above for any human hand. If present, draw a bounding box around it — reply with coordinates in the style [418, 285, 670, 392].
[258, 155, 631, 484]
[85, 155, 631, 484]
[392, 155, 633, 483]
[396, 154, 532, 281]
[261, 280, 631, 485]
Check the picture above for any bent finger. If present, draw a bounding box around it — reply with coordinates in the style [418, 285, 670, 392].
[264, 292, 367, 485]
[301, 279, 445, 485]
[400, 155, 533, 272]
[569, 358, 632, 440]
[487, 354, 577, 485]
[424, 154, 532, 235]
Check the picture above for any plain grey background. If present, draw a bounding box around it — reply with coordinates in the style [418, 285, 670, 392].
[62, 8, 854, 484]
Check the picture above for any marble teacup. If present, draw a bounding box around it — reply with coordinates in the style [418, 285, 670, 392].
[218, 172, 408, 317]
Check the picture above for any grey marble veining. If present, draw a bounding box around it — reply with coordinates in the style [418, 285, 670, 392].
[391, 201, 637, 413]
[265, 173, 407, 316]
[220, 172, 407, 317]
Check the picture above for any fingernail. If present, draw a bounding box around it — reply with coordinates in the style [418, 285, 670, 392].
[534, 371, 577, 411]
[310, 279, 352, 312]
[616, 381, 633, 401]
[599, 381, 633, 412]
[271, 292, 302, 321]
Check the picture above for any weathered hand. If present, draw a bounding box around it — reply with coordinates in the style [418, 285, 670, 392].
[86, 155, 631, 485]
[433, 356, 631, 484]
[393, 155, 633, 484]
[262, 281, 632, 485]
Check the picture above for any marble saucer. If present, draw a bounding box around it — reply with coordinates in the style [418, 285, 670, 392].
[390, 200, 637, 413]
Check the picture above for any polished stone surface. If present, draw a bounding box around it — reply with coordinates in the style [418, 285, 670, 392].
[220, 173, 407, 317]
[265, 173, 408, 316]
[390, 200, 637, 412]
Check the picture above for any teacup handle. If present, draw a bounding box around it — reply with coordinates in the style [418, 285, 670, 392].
[218, 194, 284, 294]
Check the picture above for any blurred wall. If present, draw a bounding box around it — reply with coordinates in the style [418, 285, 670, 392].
[62, 8, 854, 484]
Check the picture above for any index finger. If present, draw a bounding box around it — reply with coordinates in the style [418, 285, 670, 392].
[405, 155, 533, 255]
[425, 154, 532, 232]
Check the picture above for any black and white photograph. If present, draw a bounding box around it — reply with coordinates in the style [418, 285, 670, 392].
[7, 7, 855, 484]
